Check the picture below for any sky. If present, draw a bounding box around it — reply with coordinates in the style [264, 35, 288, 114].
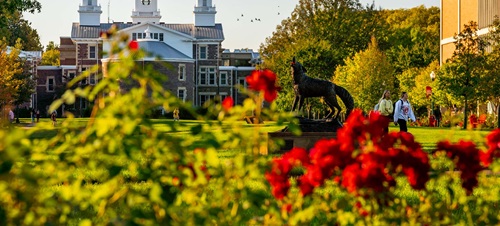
[23, 0, 439, 51]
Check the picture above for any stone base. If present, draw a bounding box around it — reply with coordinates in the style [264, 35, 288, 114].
[268, 131, 337, 153]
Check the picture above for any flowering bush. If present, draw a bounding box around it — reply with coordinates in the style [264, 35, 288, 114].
[266, 110, 500, 224]
[0, 29, 499, 225]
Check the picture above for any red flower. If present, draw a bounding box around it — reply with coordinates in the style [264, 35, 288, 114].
[281, 203, 292, 213]
[222, 96, 233, 111]
[482, 129, 500, 166]
[128, 40, 139, 51]
[436, 140, 485, 194]
[246, 69, 281, 102]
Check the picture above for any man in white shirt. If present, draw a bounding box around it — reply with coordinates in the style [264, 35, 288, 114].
[393, 92, 416, 132]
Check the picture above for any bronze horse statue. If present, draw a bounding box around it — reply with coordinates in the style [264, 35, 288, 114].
[291, 58, 354, 120]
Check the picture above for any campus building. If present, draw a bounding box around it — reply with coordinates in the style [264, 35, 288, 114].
[33, 0, 261, 116]
[440, 0, 500, 64]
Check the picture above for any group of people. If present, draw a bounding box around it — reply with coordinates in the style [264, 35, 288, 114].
[376, 90, 416, 133]
[5, 108, 56, 126]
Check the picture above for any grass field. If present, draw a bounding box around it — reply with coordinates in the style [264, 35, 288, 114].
[14, 117, 493, 151]
[5, 117, 499, 224]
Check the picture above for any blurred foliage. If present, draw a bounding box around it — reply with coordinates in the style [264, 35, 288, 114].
[1, 6, 500, 225]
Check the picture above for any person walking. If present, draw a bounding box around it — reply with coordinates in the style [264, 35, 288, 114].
[51, 111, 57, 126]
[393, 92, 416, 132]
[173, 108, 180, 121]
[378, 90, 393, 134]
[8, 109, 15, 123]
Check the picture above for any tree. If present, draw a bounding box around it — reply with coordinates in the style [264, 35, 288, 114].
[0, 1, 42, 51]
[261, 0, 379, 112]
[378, 6, 440, 74]
[0, 39, 24, 115]
[1, 11, 42, 51]
[397, 61, 448, 118]
[485, 16, 500, 128]
[438, 21, 487, 129]
[41, 41, 60, 66]
[334, 37, 395, 112]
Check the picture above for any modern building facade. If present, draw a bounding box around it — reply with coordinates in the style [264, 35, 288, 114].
[440, 0, 500, 64]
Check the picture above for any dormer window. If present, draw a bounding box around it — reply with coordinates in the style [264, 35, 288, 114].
[203, 0, 207, 6]
[88, 0, 92, 5]
[142, 0, 151, 5]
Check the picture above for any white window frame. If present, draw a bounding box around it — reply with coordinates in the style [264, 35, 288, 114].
[199, 67, 207, 85]
[178, 87, 187, 102]
[208, 68, 216, 85]
[220, 71, 228, 86]
[89, 45, 97, 59]
[199, 92, 228, 106]
[47, 76, 55, 92]
[199, 45, 207, 59]
[178, 64, 186, 81]
[81, 67, 88, 85]
[68, 72, 76, 81]
[89, 73, 96, 85]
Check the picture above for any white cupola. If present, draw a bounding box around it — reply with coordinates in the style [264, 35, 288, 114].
[194, 0, 217, 27]
[78, 0, 102, 26]
[132, 0, 161, 24]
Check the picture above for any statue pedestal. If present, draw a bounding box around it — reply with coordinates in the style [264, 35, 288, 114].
[268, 131, 337, 153]
[268, 117, 341, 153]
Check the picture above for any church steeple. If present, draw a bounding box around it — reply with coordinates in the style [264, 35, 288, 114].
[132, 0, 161, 24]
[194, 0, 217, 27]
[78, 0, 102, 26]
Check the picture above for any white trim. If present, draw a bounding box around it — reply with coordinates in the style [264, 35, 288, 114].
[178, 64, 186, 81]
[177, 87, 187, 102]
[440, 37, 456, 45]
[71, 38, 102, 43]
[37, 66, 61, 70]
[219, 71, 228, 86]
[140, 57, 195, 63]
[199, 92, 228, 95]
[198, 45, 208, 59]
[118, 22, 195, 40]
[477, 27, 490, 36]
[46, 76, 55, 92]
[440, 28, 490, 45]
[88, 45, 97, 59]
[222, 66, 255, 71]
[193, 40, 223, 44]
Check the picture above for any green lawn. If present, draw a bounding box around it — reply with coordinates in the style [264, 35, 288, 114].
[15, 117, 494, 152]
[6, 118, 499, 224]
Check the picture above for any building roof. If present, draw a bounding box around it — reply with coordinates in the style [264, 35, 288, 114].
[6, 46, 42, 59]
[71, 23, 224, 40]
[137, 40, 192, 60]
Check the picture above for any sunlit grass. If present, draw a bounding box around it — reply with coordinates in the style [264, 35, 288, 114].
[16, 118, 499, 224]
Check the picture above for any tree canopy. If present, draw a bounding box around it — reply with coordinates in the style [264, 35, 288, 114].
[260, 1, 440, 114]
[0, 1, 42, 51]
[0, 40, 24, 108]
[41, 41, 60, 66]
[438, 21, 487, 129]
[334, 37, 395, 112]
